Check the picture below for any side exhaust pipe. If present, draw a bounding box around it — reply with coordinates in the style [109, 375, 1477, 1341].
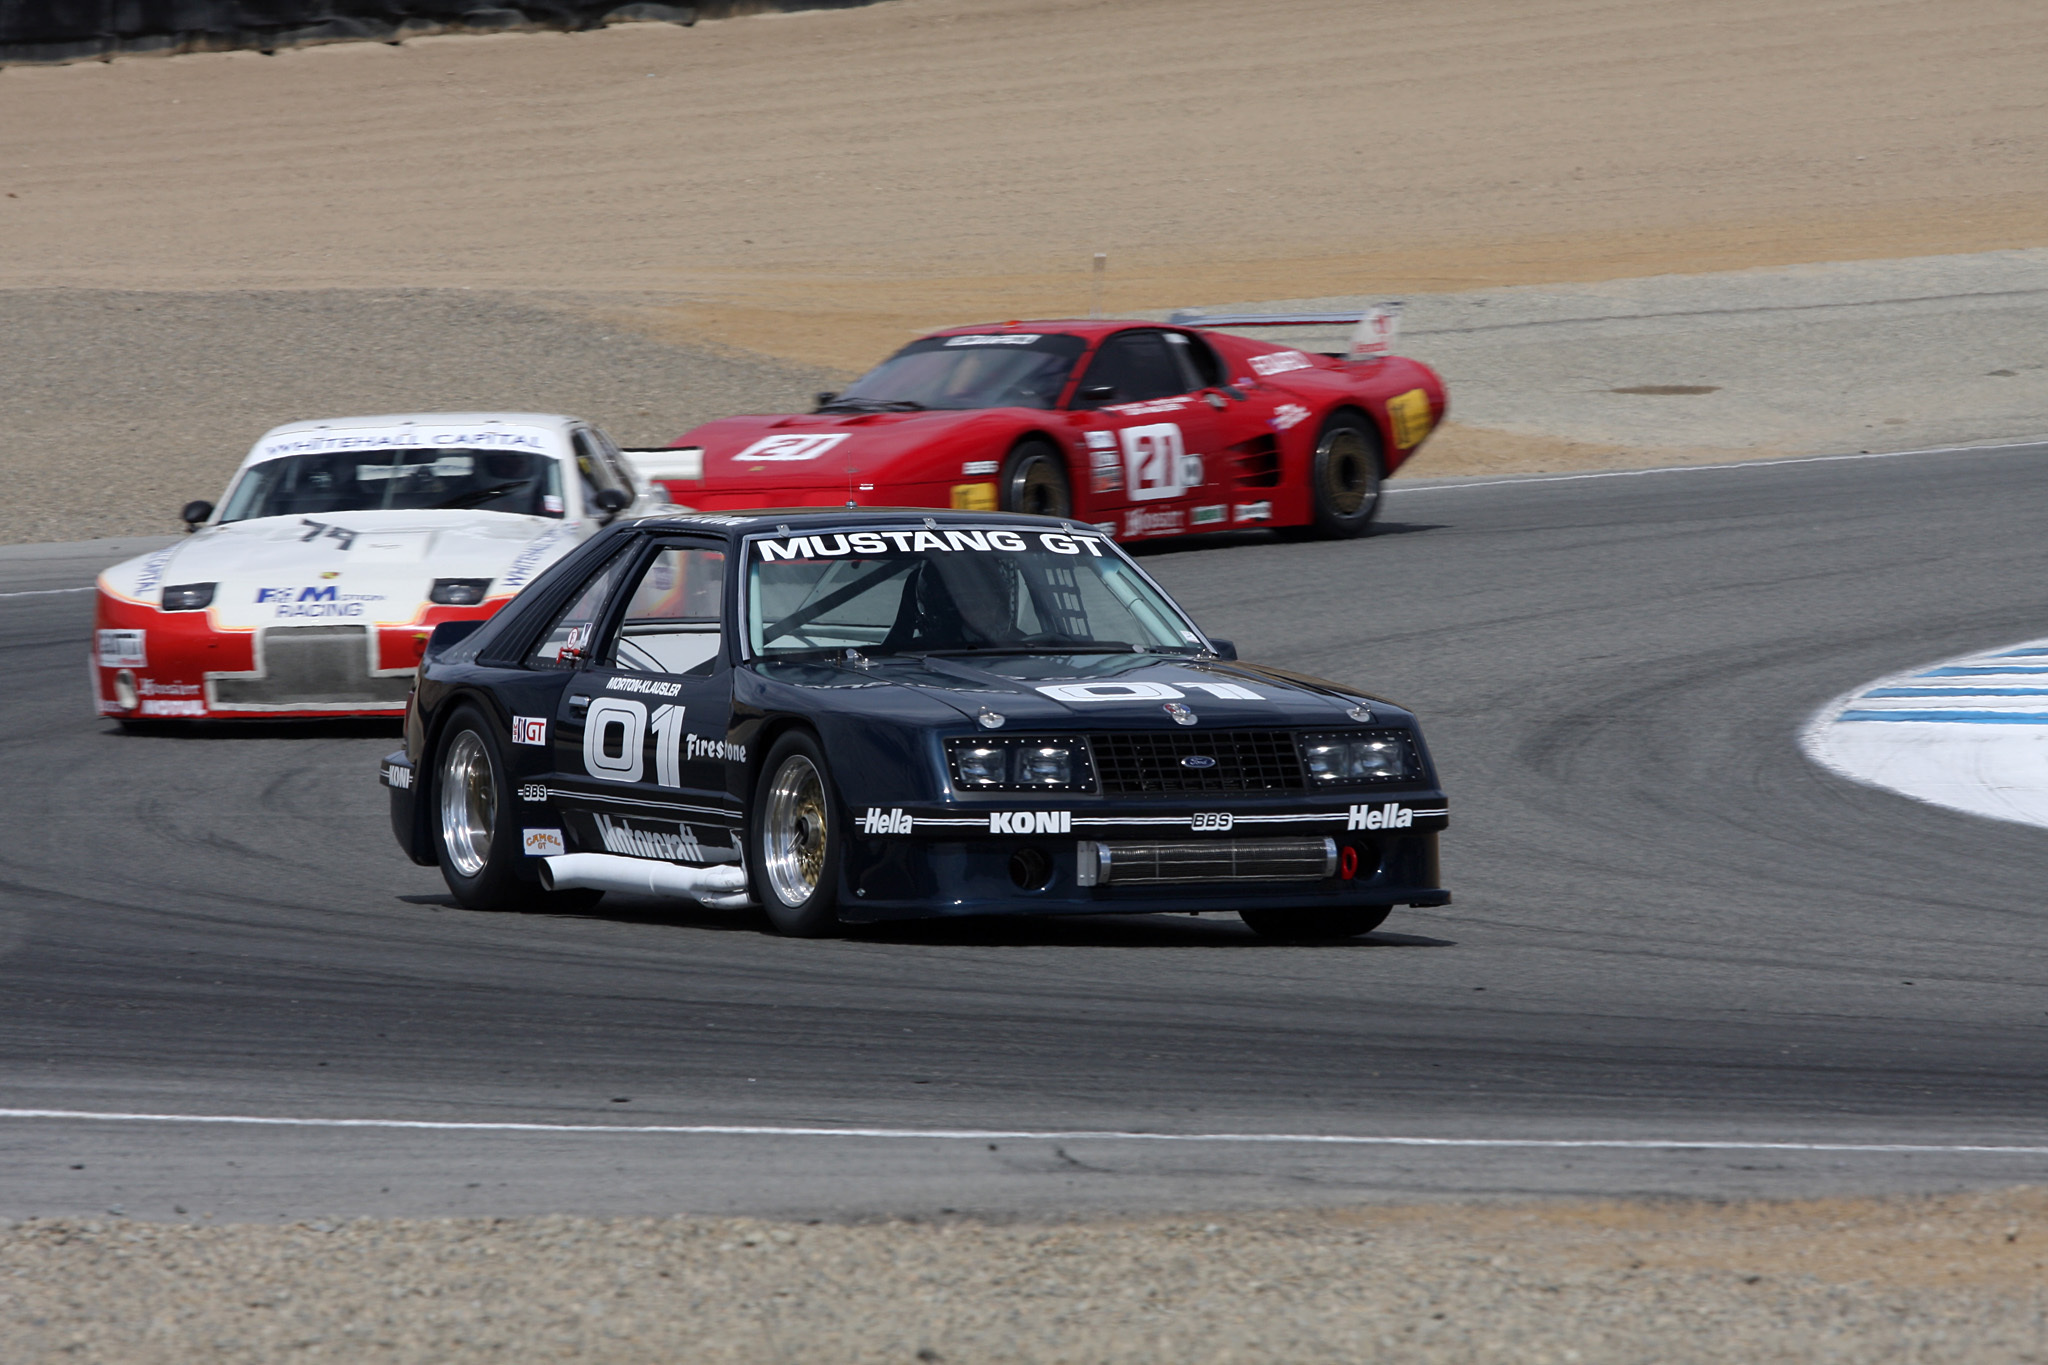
[540, 853, 750, 904]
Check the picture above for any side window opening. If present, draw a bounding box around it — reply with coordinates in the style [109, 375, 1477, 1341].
[526, 547, 634, 670]
[609, 545, 727, 677]
[1074, 331, 1190, 408]
[1166, 330, 1223, 389]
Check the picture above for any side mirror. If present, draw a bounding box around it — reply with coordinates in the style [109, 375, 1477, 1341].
[180, 500, 213, 529]
[814, 391, 839, 408]
[593, 487, 631, 517]
[1078, 383, 1116, 402]
[1206, 637, 1237, 661]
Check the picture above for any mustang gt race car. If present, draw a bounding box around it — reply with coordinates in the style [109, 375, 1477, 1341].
[651, 313, 1445, 544]
[381, 509, 1450, 939]
[92, 413, 675, 722]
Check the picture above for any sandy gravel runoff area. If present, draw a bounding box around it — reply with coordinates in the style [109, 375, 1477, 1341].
[7, 1191, 2047, 1363]
[5, 1, 2048, 1355]
[2, 0, 2047, 540]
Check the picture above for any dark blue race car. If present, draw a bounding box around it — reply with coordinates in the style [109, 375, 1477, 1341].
[381, 509, 1449, 939]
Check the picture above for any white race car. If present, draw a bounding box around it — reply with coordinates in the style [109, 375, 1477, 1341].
[92, 412, 678, 721]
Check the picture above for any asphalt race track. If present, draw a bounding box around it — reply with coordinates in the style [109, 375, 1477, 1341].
[5, 446, 2048, 1223]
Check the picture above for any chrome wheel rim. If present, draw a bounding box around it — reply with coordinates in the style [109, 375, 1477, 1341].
[1007, 453, 1070, 517]
[762, 754, 828, 907]
[1317, 426, 1379, 518]
[439, 730, 495, 878]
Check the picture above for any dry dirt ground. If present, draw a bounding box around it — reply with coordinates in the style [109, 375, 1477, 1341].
[2, 0, 2046, 538]
[6, 1190, 2046, 1363]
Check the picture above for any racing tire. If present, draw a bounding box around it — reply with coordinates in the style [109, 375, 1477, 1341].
[432, 704, 602, 914]
[748, 731, 845, 938]
[999, 440, 1073, 519]
[1286, 411, 1384, 540]
[1238, 905, 1392, 942]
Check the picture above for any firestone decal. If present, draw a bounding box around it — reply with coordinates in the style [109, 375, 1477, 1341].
[686, 733, 746, 764]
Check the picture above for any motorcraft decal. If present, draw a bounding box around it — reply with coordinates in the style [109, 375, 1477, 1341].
[754, 529, 1108, 560]
[591, 812, 735, 863]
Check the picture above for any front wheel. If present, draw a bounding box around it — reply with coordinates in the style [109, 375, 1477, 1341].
[999, 440, 1072, 518]
[433, 704, 599, 913]
[1293, 411, 1384, 540]
[1238, 905, 1391, 942]
[749, 731, 844, 937]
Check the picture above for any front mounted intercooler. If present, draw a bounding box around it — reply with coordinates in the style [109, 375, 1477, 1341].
[1074, 836, 1338, 886]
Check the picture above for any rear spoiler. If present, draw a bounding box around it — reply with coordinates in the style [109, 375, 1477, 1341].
[620, 446, 704, 483]
[1169, 304, 1403, 362]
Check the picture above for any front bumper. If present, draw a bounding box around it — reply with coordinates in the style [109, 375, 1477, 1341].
[837, 796, 1449, 922]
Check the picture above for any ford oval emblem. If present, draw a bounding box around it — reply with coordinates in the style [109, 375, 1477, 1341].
[1182, 755, 1217, 769]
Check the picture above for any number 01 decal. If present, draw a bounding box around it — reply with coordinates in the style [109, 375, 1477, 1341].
[582, 697, 688, 786]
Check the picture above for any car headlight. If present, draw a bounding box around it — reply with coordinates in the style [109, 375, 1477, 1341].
[1299, 731, 1417, 784]
[160, 582, 215, 611]
[946, 736, 1094, 792]
[429, 578, 493, 606]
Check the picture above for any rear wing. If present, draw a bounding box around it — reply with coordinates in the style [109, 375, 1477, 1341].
[620, 447, 704, 485]
[1169, 304, 1403, 362]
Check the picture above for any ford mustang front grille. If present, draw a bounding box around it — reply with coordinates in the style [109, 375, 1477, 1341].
[1090, 729, 1306, 795]
[1076, 836, 1337, 885]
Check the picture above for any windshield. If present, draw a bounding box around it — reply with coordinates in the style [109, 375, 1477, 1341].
[218, 448, 565, 523]
[745, 526, 1204, 657]
[822, 333, 1087, 412]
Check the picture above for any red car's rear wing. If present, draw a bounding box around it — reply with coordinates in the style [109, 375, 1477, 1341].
[1170, 305, 1404, 362]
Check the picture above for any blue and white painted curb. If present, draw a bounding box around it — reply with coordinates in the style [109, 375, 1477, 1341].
[1803, 639, 2048, 829]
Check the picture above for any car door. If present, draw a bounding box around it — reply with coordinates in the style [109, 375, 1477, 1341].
[1065, 328, 1234, 537]
[549, 537, 743, 871]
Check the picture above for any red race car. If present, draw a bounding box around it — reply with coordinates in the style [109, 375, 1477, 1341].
[651, 312, 1445, 543]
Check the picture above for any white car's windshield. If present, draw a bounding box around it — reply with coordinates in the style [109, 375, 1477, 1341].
[746, 526, 1203, 657]
[821, 333, 1087, 412]
[219, 448, 565, 523]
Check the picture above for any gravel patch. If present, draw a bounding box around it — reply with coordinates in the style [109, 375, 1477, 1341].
[5, 1190, 2044, 1362]
[0, 287, 841, 545]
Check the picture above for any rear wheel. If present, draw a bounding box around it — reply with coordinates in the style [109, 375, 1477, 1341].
[1238, 905, 1392, 942]
[433, 704, 599, 913]
[1290, 411, 1384, 539]
[749, 731, 844, 937]
[1000, 440, 1072, 518]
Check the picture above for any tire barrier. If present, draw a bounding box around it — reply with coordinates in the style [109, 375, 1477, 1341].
[0, 0, 880, 65]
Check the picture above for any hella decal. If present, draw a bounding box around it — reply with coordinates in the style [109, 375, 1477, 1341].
[858, 807, 913, 835]
[1348, 802, 1415, 831]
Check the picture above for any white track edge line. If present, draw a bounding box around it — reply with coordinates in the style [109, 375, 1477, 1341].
[0, 586, 93, 598]
[1389, 439, 2047, 494]
[2, 1110, 2043, 1156]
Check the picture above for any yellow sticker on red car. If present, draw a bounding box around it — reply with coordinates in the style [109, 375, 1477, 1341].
[1386, 388, 1434, 450]
[950, 483, 998, 511]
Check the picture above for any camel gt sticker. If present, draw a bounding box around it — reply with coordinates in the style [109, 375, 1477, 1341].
[734, 433, 853, 463]
[522, 828, 566, 857]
